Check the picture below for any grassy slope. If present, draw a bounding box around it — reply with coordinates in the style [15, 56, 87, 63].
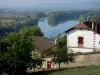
[50, 66, 100, 75]
[32, 65, 100, 75]
[3, 65, 100, 75]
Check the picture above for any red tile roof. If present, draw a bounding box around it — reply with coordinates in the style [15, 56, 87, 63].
[65, 23, 89, 32]
[72, 23, 88, 29]
[65, 21, 100, 35]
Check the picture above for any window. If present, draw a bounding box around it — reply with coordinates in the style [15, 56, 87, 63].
[78, 37, 84, 47]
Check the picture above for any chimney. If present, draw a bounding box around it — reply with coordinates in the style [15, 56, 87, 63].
[87, 16, 88, 21]
[55, 38, 57, 45]
[87, 16, 89, 21]
[95, 24, 97, 32]
[92, 22, 94, 30]
[80, 17, 83, 23]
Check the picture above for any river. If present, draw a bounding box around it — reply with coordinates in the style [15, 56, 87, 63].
[38, 18, 79, 38]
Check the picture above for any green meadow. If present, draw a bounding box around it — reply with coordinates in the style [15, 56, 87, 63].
[31, 65, 100, 75]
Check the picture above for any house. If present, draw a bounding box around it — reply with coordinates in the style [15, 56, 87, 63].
[32, 36, 57, 69]
[32, 36, 55, 57]
[65, 21, 100, 53]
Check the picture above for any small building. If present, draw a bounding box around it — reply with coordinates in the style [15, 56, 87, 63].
[32, 36, 56, 69]
[65, 21, 100, 53]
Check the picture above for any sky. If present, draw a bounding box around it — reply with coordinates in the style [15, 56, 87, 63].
[0, 0, 100, 10]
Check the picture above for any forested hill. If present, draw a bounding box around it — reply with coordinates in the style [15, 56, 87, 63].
[0, 12, 46, 36]
[47, 10, 100, 26]
[47, 10, 93, 26]
[0, 10, 100, 37]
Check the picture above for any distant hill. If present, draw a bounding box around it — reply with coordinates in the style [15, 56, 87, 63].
[0, 8, 4, 12]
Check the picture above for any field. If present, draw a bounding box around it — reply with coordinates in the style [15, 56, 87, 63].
[31, 65, 100, 75]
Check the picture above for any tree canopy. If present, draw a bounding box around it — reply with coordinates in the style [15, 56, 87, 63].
[19, 26, 44, 37]
[0, 12, 46, 37]
[0, 25, 44, 75]
[51, 36, 74, 69]
[47, 11, 90, 26]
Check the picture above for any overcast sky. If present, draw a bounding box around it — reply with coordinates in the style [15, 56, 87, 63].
[0, 0, 100, 10]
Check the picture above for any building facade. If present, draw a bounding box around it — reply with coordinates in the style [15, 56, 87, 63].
[65, 22, 100, 53]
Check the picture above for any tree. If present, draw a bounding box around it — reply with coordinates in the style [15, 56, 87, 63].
[0, 40, 8, 75]
[91, 15, 100, 25]
[0, 25, 45, 74]
[91, 14, 100, 32]
[79, 15, 86, 23]
[47, 11, 89, 26]
[51, 36, 74, 69]
[30, 51, 44, 72]
[51, 46, 59, 56]
[52, 46, 68, 69]
[19, 26, 44, 37]
[51, 36, 68, 69]
[0, 20, 2, 26]
[0, 13, 40, 37]
[0, 32, 35, 75]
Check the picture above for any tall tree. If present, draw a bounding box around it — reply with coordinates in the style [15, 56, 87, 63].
[0, 20, 2, 26]
[0, 32, 35, 75]
[0, 25, 44, 75]
[52, 46, 68, 69]
[30, 51, 44, 72]
[79, 15, 86, 23]
[91, 15, 100, 24]
[51, 36, 71, 69]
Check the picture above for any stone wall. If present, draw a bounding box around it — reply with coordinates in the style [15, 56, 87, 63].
[27, 53, 100, 72]
[42, 53, 100, 69]
[74, 53, 100, 65]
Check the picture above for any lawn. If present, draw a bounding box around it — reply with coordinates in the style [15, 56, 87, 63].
[2, 65, 100, 75]
[31, 65, 100, 75]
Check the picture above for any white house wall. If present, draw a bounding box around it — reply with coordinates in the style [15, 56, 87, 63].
[67, 29, 100, 53]
[95, 34, 100, 50]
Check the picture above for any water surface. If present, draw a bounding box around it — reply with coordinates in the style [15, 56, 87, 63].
[38, 18, 79, 38]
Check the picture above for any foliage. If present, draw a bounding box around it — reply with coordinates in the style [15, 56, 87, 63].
[19, 26, 44, 37]
[0, 32, 35, 75]
[79, 11, 100, 24]
[51, 36, 72, 69]
[57, 36, 67, 47]
[0, 26, 44, 75]
[51, 46, 60, 56]
[0, 20, 1, 26]
[91, 15, 100, 24]
[79, 15, 86, 23]
[0, 12, 46, 37]
[30, 51, 44, 72]
[53, 46, 68, 69]
[47, 11, 90, 26]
